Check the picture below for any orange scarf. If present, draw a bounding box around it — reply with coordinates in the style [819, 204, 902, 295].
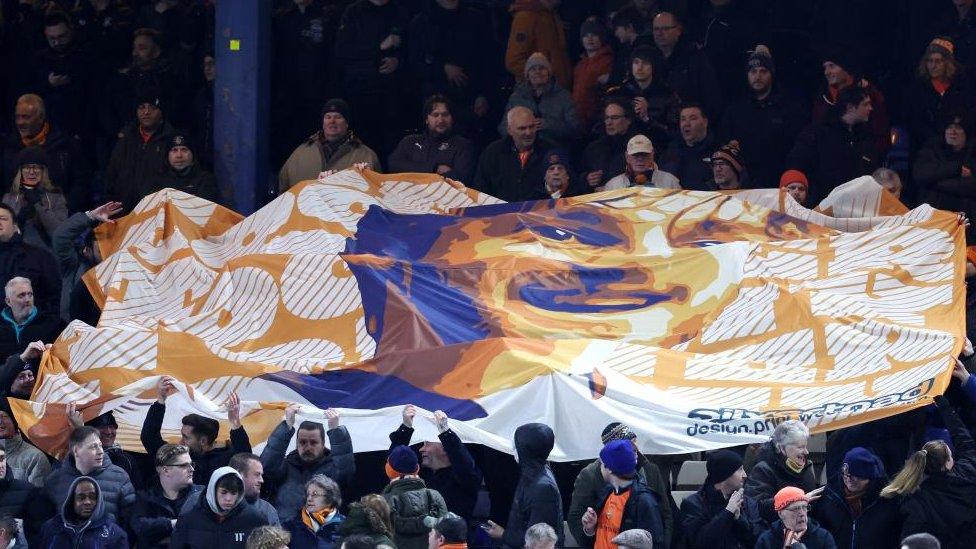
[440, 544, 468, 549]
[21, 122, 50, 147]
[932, 78, 951, 96]
[301, 505, 335, 533]
[139, 126, 155, 144]
[385, 462, 420, 480]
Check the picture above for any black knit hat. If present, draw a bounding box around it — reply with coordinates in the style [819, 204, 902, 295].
[821, 43, 863, 79]
[135, 91, 165, 112]
[16, 146, 47, 169]
[705, 449, 743, 484]
[86, 411, 118, 429]
[167, 134, 195, 155]
[580, 16, 608, 42]
[322, 98, 351, 123]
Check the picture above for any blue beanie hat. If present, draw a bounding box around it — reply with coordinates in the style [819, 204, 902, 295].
[843, 447, 885, 480]
[600, 439, 637, 477]
[388, 445, 419, 475]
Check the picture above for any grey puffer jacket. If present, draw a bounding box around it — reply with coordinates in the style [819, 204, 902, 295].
[259, 421, 355, 522]
[43, 452, 135, 524]
[498, 80, 581, 146]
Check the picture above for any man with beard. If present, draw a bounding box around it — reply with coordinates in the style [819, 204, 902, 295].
[388, 96, 476, 182]
[0, 277, 63, 360]
[718, 48, 804, 188]
[153, 134, 220, 203]
[260, 403, 355, 522]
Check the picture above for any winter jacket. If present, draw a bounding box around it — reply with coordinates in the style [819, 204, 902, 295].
[387, 132, 477, 183]
[812, 474, 901, 549]
[718, 88, 806, 188]
[333, 0, 408, 94]
[130, 483, 203, 548]
[905, 76, 975, 153]
[0, 465, 33, 517]
[43, 453, 135, 525]
[604, 170, 681, 191]
[654, 38, 722, 120]
[104, 121, 179, 213]
[0, 306, 64, 365]
[181, 490, 280, 526]
[2, 432, 51, 487]
[784, 117, 882, 204]
[913, 136, 976, 234]
[896, 397, 976, 549]
[573, 46, 615, 129]
[499, 81, 582, 147]
[754, 518, 837, 549]
[3, 186, 68, 249]
[606, 79, 681, 150]
[407, 2, 492, 103]
[679, 484, 763, 549]
[39, 475, 129, 549]
[389, 424, 482, 522]
[568, 458, 674, 548]
[382, 476, 448, 549]
[744, 441, 818, 525]
[260, 420, 355, 522]
[51, 211, 98, 323]
[579, 481, 665, 549]
[810, 80, 891, 160]
[661, 134, 717, 191]
[698, 2, 759, 103]
[502, 423, 562, 549]
[283, 511, 344, 549]
[152, 164, 221, 204]
[581, 132, 633, 190]
[472, 136, 552, 202]
[278, 132, 381, 192]
[140, 401, 252, 486]
[0, 126, 91, 213]
[0, 233, 62, 314]
[337, 504, 396, 548]
[505, 0, 573, 89]
[30, 43, 94, 140]
[169, 467, 269, 548]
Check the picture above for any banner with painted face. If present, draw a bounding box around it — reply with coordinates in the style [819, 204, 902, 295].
[10, 171, 964, 459]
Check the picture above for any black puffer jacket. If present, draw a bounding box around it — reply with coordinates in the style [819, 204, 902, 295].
[812, 474, 901, 549]
[152, 163, 221, 204]
[744, 441, 818, 525]
[502, 423, 562, 549]
[130, 482, 203, 547]
[580, 131, 634, 189]
[897, 397, 976, 549]
[679, 483, 764, 549]
[42, 453, 135, 525]
[387, 131, 477, 183]
[169, 467, 269, 548]
[104, 121, 179, 213]
[0, 465, 33, 517]
[0, 306, 64, 364]
[472, 137, 552, 203]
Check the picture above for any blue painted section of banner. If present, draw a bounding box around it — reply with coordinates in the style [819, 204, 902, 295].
[214, 1, 271, 214]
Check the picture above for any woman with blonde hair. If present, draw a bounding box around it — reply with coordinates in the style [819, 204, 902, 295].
[881, 396, 976, 549]
[4, 146, 67, 248]
[338, 494, 396, 549]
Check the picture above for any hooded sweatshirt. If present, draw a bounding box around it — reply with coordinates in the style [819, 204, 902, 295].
[39, 475, 129, 548]
[502, 423, 563, 548]
[169, 466, 269, 548]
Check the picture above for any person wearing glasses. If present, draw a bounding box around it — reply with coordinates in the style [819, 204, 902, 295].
[130, 443, 202, 547]
[282, 474, 344, 549]
[755, 486, 837, 549]
[812, 447, 900, 549]
[581, 98, 638, 191]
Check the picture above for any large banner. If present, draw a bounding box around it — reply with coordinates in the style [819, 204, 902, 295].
[11, 171, 965, 460]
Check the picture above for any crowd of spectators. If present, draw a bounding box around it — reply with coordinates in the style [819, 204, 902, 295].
[1, 0, 976, 548]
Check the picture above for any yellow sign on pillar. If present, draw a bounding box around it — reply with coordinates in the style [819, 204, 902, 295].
[229, 39, 241, 51]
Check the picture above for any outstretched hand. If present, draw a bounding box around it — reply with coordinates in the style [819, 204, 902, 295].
[88, 201, 123, 223]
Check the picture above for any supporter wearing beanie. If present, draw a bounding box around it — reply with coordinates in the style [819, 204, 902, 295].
[579, 440, 664, 549]
[780, 169, 809, 205]
[680, 450, 763, 549]
[383, 446, 449, 549]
